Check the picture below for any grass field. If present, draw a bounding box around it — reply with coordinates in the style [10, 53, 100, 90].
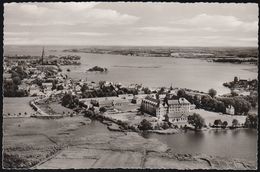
[191, 109, 247, 126]
[104, 112, 158, 128]
[3, 116, 93, 169]
[3, 97, 36, 116]
[37, 102, 74, 116]
[114, 103, 139, 112]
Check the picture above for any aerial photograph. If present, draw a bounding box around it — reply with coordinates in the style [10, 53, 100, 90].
[2, 1, 258, 170]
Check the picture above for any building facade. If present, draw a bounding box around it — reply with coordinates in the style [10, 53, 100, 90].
[141, 96, 192, 123]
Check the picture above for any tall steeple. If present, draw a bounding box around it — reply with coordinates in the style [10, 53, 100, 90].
[41, 47, 45, 65]
[170, 83, 173, 90]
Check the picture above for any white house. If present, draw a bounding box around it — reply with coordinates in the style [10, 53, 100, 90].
[226, 105, 235, 115]
[42, 83, 53, 92]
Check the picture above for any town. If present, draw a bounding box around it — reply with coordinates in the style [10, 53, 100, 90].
[3, 48, 258, 133]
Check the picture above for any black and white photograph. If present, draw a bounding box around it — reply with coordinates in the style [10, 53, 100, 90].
[2, 1, 258, 170]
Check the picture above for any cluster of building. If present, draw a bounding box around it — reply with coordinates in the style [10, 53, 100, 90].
[78, 87, 197, 125]
[141, 95, 195, 125]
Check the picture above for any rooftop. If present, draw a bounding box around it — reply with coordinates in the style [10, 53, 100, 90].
[144, 96, 160, 104]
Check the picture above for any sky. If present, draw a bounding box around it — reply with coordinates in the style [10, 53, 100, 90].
[4, 2, 258, 47]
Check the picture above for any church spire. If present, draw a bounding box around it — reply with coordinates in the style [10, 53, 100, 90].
[41, 47, 45, 65]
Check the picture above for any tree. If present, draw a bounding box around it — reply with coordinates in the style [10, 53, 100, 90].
[142, 87, 151, 94]
[231, 90, 238, 97]
[61, 92, 79, 109]
[164, 114, 169, 122]
[214, 119, 222, 127]
[11, 71, 20, 79]
[133, 89, 138, 95]
[158, 87, 165, 94]
[99, 107, 107, 113]
[62, 93, 72, 107]
[138, 119, 153, 131]
[219, 97, 251, 115]
[57, 85, 64, 90]
[177, 89, 186, 98]
[12, 76, 21, 85]
[81, 84, 89, 93]
[12, 65, 27, 79]
[208, 88, 217, 98]
[222, 121, 228, 128]
[16, 89, 28, 97]
[232, 119, 239, 127]
[161, 122, 170, 130]
[188, 113, 205, 130]
[84, 110, 94, 118]
[99, 81, 106, 89]
[4, 79, 15, 97]
[233, 97, 251, 115]
[244, 113, 257, 128]
[234, 76, 238, 83]
[51, 79, 58, 90]
[216, 101, 226, 113]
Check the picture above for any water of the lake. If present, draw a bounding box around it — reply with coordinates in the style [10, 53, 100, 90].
[142, 129, 257, 162]
[4, 45, 257, 95]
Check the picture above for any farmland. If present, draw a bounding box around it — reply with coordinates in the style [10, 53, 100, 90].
[3, 97, 36, 117]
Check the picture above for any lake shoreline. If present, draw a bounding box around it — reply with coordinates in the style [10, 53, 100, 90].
[60, 53, 256, 95]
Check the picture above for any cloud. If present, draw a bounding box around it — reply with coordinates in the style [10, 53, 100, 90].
[4, 3, 139, 26]
[137, 26, 189, 33]
[4, 32, 30, 36]
[236, 37, 258, 42]
[3, 3, 258, 47]
[5, 31, 110, 37]
[171, 13, 258, 32]
[47, 2, 101, 11]
[68, 32, 110, 36]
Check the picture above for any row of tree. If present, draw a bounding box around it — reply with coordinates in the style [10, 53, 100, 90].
[176, 88, 252, 115]
[217, 96, 251, 115]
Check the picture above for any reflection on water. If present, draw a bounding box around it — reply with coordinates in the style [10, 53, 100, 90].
[146, 129, 257, 162]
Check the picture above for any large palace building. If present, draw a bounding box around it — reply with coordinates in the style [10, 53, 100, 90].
[141, 96, 194, 124]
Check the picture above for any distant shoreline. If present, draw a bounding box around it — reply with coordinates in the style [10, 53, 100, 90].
[243, 68, 258, 73]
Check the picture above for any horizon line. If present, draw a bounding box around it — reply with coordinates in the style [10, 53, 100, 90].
[3, 44, 258, 48]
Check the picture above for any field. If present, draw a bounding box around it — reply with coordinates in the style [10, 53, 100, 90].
[114, 103, 139, 112]
[3, 117, 92, 168]
[3, 114, 255, 169]
[104, 112, 154, 126]
[192, 109, 247, 126]
[37, 102, 75, 116]
[3, 97, 36, 116]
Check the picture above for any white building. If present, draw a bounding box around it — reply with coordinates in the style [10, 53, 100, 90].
[226, 105, 235, 115]
[42, 83, 53, 92]
[141, 96, 191, 123]
[29, 84, 40, 96]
